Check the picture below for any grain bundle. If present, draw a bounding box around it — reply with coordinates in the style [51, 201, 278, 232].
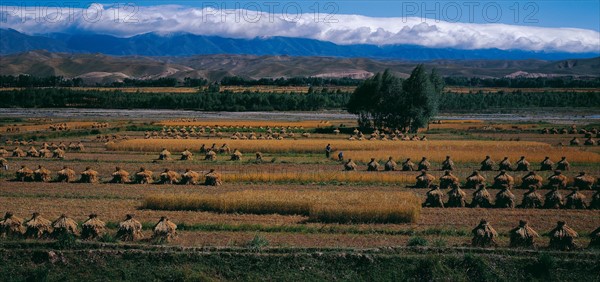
[24, 212, 53, 239]
[180, 148, 193, 160]
[152, 216, 177, 243]
[556, 157, 570, 171]
[27, 146, 39, 157]
[544, 186, 564, 209]
[0, 147, 9, 157]
[446, 184, 467, 207]
[470, 184, 492, 208]
[159, 168, 180, 184]
[547, 170, 568, 189]
[51, 214, 79, 237]
[181, 169, 201, 185]
[515, 156, 530, 171]
[230, 149, 243, 161]
[495, 187, 515, 208]
[402, 158, 415, 171]
[80, 167, 99, 183]
[81, 214, 105, 240]
[439, 170, 459, 189]
[205, 149, 217, 161]
[57, 166, 76, 183]
[591, 190, 600, 209]
[521, 171, 543, 190]
[111, 167, 130, 184]
[0, 157, 8, 170]
[548, 221, 578, 250]
[498, 157, 512, 171]
[570, 137, 580, 146]
[205, 169, 222, 186]
[0, 212, 25, 238]
[493, 170, 514, 189]
[471, 219, 498, 247]
[134, 167, 154, 184]
[116, 214, 143, 241]
[12, 147, 25, 157]
[441, 156, 455, 170]
[540, 157, 554, 171]
[384, 157, 397, 171]
[415, 170, 435, 188]
[520, 187, 543, 208]
[509, 220, 539, 248]
[479, 156, 495, 171]
[344, 159, 357, 171]
[16, 165, 34, 182]
[573, 172, 595, 190]
[367, 158, 380, 171]
[33, 165, 52, 182]
[158, 148, 172, 160]
[417, 157, 431, 171]
[423, 185, 445, 208]
[564, 188, 587, 209]
[52, 148, 65, 159]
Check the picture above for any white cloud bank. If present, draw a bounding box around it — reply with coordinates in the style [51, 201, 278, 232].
[1, 4, 599, 53]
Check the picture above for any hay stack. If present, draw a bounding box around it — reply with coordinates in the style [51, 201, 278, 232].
[33, 165, 52, 182]
[509, 220, 539, 248]
[0, 147, 9, 157]
[493, 170, 514, 189]
[584, 137, 596, 146]
[80, 167, 99, 183]
[415, 170, 435, 188]
[439, 170, 459, 189]
[548, 221, 578, 250]
[570, 137, 580, 146]
[540, 157, 554, 171]
[117, 214, 143, 241]
[471, 219, 498, 247]
[446, 184, 467, 207]
[465, 171, 486, 189]
[556, 157, 570, 171]
[199, 144, 207, 153]
[367, 158, 380, 171]
[498, 157, 512, 171]
[39, 148, 52, 158]
[547, 170, 568, 189]
[159, 169, 180, 184]
[590, 226, 600, 248]
[344, 159, 357, 171]
[12, 147, 25, 157]
[76, 142, 85, 151]
[544, 186, 564, 209]
[520, 187, 543, 208]
[219, 144, 231, 154]
[423, 185, 445, 207]
[81, 214, 105, 240]
[205, 169, 222, 186]
[24, 212, 53, 239]
[402, 158, 415, 171]
[384, 157, 397, 171]
[52, 148, 65, 159]
[158, 148, 171, 160]
[573, 172, 595, 190]
[495, 187, 515, 208]
[51, 214, 79, 237]
[180, 148, 193, 160]
[564, 188, 587, 209]
[515, 156, 530, 171]
[230, 149, 243, 161]
[152, 216, 177, 243]
[470, 184, 492, 208]
[441, 156, 455, 171]
[134, 167, 154, 184]
[111, 167, 130, 183]
[181, 169, 200, 185]
[205, 149, 217, 161]
[16, 165, 34, 182]
[417, 157, 431, 171]
[0, 212, 25, 238]
[57, 166, 76, 183]
[521, 171, 543, 190]
[27, 146, 39, 157]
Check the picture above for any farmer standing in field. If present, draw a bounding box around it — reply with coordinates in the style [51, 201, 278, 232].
[325, 144, 332, 158]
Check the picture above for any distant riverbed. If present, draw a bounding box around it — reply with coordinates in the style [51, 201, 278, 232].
[0, 108, 598, 124]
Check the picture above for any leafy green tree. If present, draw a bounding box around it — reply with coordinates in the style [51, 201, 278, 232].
[348, 65, 443, 132]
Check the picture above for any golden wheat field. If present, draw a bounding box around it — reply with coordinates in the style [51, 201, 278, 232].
[106, 139, 600, 163]
[0, 121, 102, 132]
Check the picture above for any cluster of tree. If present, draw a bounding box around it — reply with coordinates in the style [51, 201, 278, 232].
[348, 66, 444, 132]
[444, 76, 600, 88]
[109, 77, 210, 87]
[0, 88, 349, 111]
[439, 91, 600, 111]
[0, 75, 84, 87]
[220, 76, 362, 86]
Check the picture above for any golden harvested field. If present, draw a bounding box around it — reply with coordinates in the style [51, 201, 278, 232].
[0, 121, 102, 132]
[0, 115, 598, 252]
[106, 139, 600, 163]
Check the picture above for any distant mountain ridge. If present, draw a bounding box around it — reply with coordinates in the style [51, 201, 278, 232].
[1, 50, 598, 84]
[1, 28, 598, 61]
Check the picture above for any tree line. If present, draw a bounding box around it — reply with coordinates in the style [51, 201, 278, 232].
[444, 76, 600, 88]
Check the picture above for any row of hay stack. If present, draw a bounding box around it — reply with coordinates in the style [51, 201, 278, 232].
[423, 183, 600, 209]
[471, 219, 599, 250]
[0, 213, 177, 243]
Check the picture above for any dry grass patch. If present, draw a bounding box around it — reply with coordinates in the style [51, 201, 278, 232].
[223, 171, 414, 184]
[142, 190, 421, 224]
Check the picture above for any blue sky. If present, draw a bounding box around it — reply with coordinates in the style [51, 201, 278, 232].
[19, 0, 597, 30]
